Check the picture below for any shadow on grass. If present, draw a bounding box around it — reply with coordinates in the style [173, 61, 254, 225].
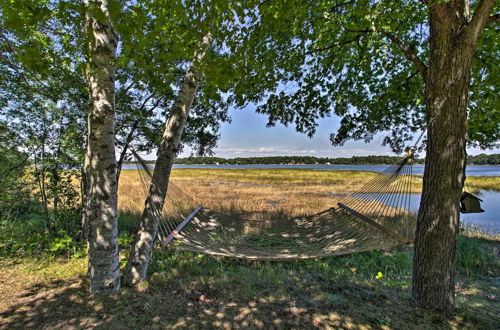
[1, 256, 498, 329]
[1, 209, 496, 328]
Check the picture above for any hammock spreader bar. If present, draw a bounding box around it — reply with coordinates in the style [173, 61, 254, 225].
[161, 204, 203, 247]
[337, 202, 412, 245]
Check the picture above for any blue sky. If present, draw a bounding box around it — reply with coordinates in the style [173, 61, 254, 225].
[179, 105, 498, 159]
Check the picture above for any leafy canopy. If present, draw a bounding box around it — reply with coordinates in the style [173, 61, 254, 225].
[229, 0, 498, 152]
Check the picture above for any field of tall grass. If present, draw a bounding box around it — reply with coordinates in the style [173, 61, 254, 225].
[118, 168, 425, 217]
[466, 175, 500, 191]
[118, 168, 500, 216]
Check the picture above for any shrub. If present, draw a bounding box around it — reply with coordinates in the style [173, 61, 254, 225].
[456, 236, 497, 278]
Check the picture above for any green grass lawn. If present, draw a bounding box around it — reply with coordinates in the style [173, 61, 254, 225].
[0, 233, 498, 329]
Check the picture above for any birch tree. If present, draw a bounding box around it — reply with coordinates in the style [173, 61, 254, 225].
[0, 0, 236, 292]
[120, 0, 252, 285]
[84, 0, 120, 293]
[124, 32, 212, 285]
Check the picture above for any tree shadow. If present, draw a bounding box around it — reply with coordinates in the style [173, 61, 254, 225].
[1, 259, 497, 329]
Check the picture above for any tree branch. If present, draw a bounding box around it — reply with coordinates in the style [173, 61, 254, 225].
[466, 0, 497, 43]
[487, 13, 500, 24]
[326, 1, 356, 13]
[384, 32, 427, 78]
[304, 35, 362, 55]
[116, 95, 163, 183]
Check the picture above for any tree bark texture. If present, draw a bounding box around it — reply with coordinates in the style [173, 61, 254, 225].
[84, 0, 120, 293]
[81, 139, 90, 242]
[124, 33, 212, 285]
[412, 0, 495, 310]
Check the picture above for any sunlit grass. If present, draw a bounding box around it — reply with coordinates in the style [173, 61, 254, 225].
[118, 168, 423, 217]
[465, 176, 500, 192]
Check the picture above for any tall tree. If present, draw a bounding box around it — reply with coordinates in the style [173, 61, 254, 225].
[1, 1, 234, 288]
[233, 0, 498, 310]
[124, 32, 212, 285]
[122, 0, 265, 284]
[412, 0, 497, 310]
[83, 0, 120, 293]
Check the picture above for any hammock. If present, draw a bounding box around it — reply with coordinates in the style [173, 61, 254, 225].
[132, 151, 417, 260]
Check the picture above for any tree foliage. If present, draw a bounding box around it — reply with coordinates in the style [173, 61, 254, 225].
[230, 0, 498, 152]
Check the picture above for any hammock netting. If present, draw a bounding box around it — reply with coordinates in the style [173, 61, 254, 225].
[132, 152, 417, 260]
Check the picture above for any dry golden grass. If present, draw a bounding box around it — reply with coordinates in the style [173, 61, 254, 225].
[118, 168, 500, 241]
[118, 169, 423, 218]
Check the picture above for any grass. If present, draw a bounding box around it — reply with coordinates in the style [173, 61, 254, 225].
[1, 168, 499, 329]
[465, 176, 500, 192]
[118, 168, 500, 217]
[118, 168, 425, 217]
[0, 237, 498, 329]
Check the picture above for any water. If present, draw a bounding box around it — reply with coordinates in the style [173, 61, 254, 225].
[365, 191, 500, 234]
[123, 163, 500, 176]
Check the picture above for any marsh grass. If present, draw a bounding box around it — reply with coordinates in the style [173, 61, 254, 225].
[118, 168, 500, 218]
[117, 168, 500, 255]
[465, 176, 500, 192]
[118, 168, 423, 218]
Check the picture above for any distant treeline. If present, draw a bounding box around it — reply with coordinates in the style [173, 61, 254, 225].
[173, 155, 425, 165]
[467, 153, 500, 165]
[130, 153, 500, 166]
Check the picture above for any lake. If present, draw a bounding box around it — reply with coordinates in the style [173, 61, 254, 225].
[360, 191, 500, 235]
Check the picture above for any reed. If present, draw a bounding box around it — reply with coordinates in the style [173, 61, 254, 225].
[465, 176, 500, 192]
[117, 168, 423, 217]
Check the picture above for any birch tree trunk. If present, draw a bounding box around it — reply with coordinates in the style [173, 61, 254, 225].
[84, 0, 120, 293]
[412, 0, 496, 310]
[81, 138, 90, 242]
[124, 33, 212, 285]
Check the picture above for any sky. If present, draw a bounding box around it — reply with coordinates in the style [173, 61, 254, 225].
[178, 105, 498, 159]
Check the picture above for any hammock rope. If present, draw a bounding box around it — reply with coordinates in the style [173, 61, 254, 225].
[130, 151, 417, 260]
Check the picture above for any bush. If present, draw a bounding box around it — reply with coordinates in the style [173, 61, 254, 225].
[456, 236, 497, 278]
[0, 209, 84, 258]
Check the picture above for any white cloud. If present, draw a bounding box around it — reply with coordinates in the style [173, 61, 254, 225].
[206, 146, 393, 158]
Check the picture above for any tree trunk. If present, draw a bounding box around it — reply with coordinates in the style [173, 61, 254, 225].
[84, 0, 120, 293]
[412, 0, 495, 310]
[81, 149, 90, 242]
[124, 33, 212, 286]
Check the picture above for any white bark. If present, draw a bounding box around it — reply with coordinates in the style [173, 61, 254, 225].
[84, 0, 120, 293]
[124, 32, 212, 285]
